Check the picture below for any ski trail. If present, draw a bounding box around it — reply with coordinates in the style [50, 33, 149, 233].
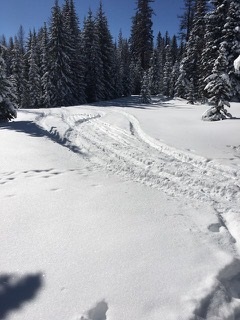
[37, 108, 240, 249]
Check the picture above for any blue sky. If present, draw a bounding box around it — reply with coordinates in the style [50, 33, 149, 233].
[0, 0, 183, 42]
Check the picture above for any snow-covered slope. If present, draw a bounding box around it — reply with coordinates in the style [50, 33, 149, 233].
[0, 97, 240, 320]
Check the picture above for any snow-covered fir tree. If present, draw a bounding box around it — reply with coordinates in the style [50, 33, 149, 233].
[140, 71, 152, 104]
[221, 0, 240, 99]
[45, 0, 74, 107]
[62, 0, 86, 104]
[95, 2, 115, 100]
[9, 37, 25, 107]
[177, 0, 208, 103]
[149, 49, 161, 95]
[28, 30, 41, 108]
[200, 0, 229, 98]
[162, 44, 173, 97]
[130, 58, 143, 95]
[82, 9, 104, 102]
[130, 0, 154, 71]
[114, 31, 131, 97]
[203, 43, 232, 121]
[0, 45, 17, 121]
[38, 23, 50, 107]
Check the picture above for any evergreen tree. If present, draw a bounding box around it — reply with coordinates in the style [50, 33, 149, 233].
[112, 42, 123, 97]
[130, 0, 154, 70]
[45, 0, 74, 107]
[200, 0, 229, 97]
[203, 43, 232, 121]
[178, 0, 195, 43]
[169, 60, 180, 98]
[221, 0, 240, 99]
[130, 58, 143, 95]
[95, 2, 115, 100]
[38, 23, 50, 107]
[174, 62, 188, 98]
[82, 9, 104, 102]
[149, 49, 161, 95]
[115, 31, 131, 97]
[62, 0, 86, 104]
[17, 25, 25, 55]
[0, 45, 17, 121]
[162, 44, 173, 97]
[177, 0, 208, 102]
[155, 32, 164, 93]
[28, 30, 41, 108]
[9, 37, 25, 107]
[140, 71, 152, 103]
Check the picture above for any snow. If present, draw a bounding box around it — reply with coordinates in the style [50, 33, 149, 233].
[0, 97, 240, 320]
[234, 55, 240, 72]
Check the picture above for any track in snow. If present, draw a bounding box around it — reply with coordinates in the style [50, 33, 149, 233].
[38, 108, 240, 248]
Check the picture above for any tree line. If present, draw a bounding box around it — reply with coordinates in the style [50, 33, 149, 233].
[1, 0, 240, 120]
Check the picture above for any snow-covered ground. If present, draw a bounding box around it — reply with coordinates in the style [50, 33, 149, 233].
[0, 97, 240, 320]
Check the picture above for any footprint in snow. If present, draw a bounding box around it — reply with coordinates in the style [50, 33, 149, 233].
[208, 223, 222, 233]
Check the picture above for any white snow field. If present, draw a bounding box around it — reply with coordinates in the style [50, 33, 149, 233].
[0, 97, 240, 320]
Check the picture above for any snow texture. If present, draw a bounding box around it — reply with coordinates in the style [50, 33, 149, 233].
[234, 55, 240, 72]
[0, 96, 240, 320]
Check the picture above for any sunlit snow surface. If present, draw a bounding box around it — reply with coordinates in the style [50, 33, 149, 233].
[0, 97, 240, 320]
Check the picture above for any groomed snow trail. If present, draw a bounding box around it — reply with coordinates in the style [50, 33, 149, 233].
[38, 108, 240, 251]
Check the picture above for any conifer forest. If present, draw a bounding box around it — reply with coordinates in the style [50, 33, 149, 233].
[1, 0, 240, 116]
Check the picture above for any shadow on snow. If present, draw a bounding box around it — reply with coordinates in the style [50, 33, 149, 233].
[0, 273, 43, 319]
[0, 120, 84, 155]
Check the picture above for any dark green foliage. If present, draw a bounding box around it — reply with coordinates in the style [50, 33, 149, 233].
[178, 0, 195, 43]
[130, 0, 154, 70]
[0, 45, 17, 121]
[82, 9, 104, 102]
[95, 2, 115, 100]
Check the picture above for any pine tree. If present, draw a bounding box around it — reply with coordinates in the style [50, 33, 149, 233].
[0, 45, 17, 121]
[82, 9, 104, 102]
[169, 60, 180, 98]
[95, 2, 115, 100]
[130, 58, 143, 95]
[149, 49, 161, 95]
[45, 0, 74, 107]
[62, 0, 86, 104]
[178, 0, 195, 43]
[17, 25, 25, 56]
[203, 43, 232, 121]
[115, 31, 131, 97]
[155, 32, 164, 93]
[221, 0, 240, 99]
[9, 37, 25, 107]
[177, 0, 208, 102]
[200, 0, 229, 98]
[28, 30, 41, 108]
[140, 71, 152, 103]
[174, 62, 188, 98]
[162, 44, 173, 97]
[130, 0, 154, 70]
[37, 23, 50, 107]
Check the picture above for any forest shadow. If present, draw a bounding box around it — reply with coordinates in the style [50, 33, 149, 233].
[91, 96, 148, 109]
[0, 120, 84, 155]
[0, 120, 51, 138]
[90, 96, 181, 109]
[0, 273, 43, 319]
